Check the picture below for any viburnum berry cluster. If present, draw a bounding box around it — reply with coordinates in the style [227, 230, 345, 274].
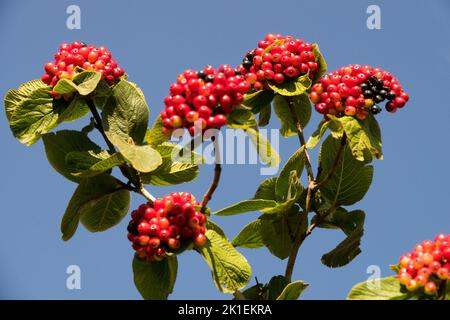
[161, 65, 251, 136]
[240, 33, 319, 90]
[41, 41, 125, 87]
[396, 233, 450, 297]
[310, 64, 409, 120]
[127, 192, 207, 262]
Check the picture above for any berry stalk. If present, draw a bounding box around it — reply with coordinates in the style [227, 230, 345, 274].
[200, 136, 222, 212]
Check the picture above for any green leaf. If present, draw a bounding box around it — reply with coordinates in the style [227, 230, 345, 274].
[43, 130, 101, 183]
[268, 74, 312, 97]
[306, 120, 330, 149]
[141, 142, 200, 186]
[226, 108, 258, 130]
[319, 136, 373, 207]
[254, 178, 277, 201]
[261, 211, 307, 260]
[68, 152, 126, 178]
[266, 276, 289, 300]
[5, 79, 49, 121]
[277, 280, 309, 300]
[273, 94, 311, 137]
[347, 276, 409, 300]
[111, 137, 162, 173]
[240, 284, 266, 300]
[53, 71, 102, 96]
[197, 229, 252, 293]
[91, 79, 112, 109]
[232, 219, 264, 249]
[7, 82, 64, 145]
[263, 172, 303, 214]
[246, 128, 280, 167]
[242, 90, 274, 113]
[445, 280, 450, 300]
[276, 147, 305, 201]
[80, 189, 130, 233]
[61, 174, 130, 240]
[214, 199, 278, 216]
[65, 150, 111, 170]
[335, 115, 383, 161]
[390, 264, 401, 273]
[57, 96, 90, 123]
[204, 220, 227, 237]
[146, 115, 170, 147]
[321, 227, 364, 268]
[132, 256, 178, 300]
[258, 104, 272, 127]
[312, 43, 327, 83]
[102, 79, 149, 145]
[314, 207, 366, 236]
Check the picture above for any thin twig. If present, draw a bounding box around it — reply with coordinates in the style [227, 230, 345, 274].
[283, 96, 318, 282]
[86, 99, 116, 154]
[85, 97, 155, 204]
[285, 97, 315, 182]
[200, 136, 222, 211]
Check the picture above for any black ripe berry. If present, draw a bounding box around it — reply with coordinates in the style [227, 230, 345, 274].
[246, 49, 256, 61]
[363, 90, 373, 98]
[205, 74, 215, 82]
[374, 95, 384, 103]
[386, 91, 396, 100]
[371, 105, 382, 114]
[242, 59, 252, 70]
[127, 221, 138, 234]
[379, 89, 388, 98]
[197, 70, 207, 80]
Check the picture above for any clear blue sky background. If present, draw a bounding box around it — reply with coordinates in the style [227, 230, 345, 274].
[1, 0, 449, 300]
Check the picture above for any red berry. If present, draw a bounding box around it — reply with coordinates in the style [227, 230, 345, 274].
[138, 222, 151, 235]
[159, 217, 170, 230]
[424, 282, 437, 295]
[193, 233, 207, 247]
[273, 73, 285, 84]
[168, 238, 180, 250]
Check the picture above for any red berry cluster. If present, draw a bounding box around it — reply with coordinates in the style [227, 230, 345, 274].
[127, 192, 208, 262]
[161, 65, 250, 136]
[41, 41, 125, 87]
[397, 233, 450, 297]
[310, 64, 409, 120]
[240, 33, 319, 90]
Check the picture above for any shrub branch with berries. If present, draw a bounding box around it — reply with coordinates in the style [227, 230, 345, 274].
[4, 34, 434, 301]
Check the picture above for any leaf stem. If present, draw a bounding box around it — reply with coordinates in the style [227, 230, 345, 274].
[86, 99, 116, 154]
[283, 97, 349, 282]
[285, 96, 315, 181]
[85, 97, 155, 204]
[200, 136, 222, 212]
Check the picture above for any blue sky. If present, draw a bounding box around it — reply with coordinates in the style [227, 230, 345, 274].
[1, 0, 449, 299]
